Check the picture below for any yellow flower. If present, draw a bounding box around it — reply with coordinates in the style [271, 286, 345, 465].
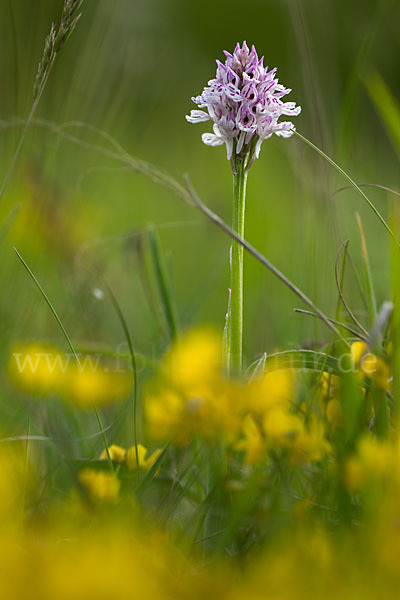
[235, 415, 266, 465]
[8, 343, 133, 408]
[319, 372, 340, 400]
[263, 407, 303, 447]
[291, 416, 332, 464]
[145, 380, 242, 446]
[350, 341, 390, 389]
[99, 444, 126, 463]
[66, 364, 132, 409]
[78, 468, 120, 503]
[162, 328, 222, 392]
[8, 343, 67, 395]
[360, 354, 390, 389]
[0, 444, 34, 521]
[146, 389, 186, 443]
[326, 398, 342, 426]
[248, 368, 296, 415]
[350, 341, 369, 367]
[126, 444, 162, 473]
[344, 435, 395, 492]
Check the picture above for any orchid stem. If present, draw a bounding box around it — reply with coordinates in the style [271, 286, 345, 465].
[229, 156, 247, 375]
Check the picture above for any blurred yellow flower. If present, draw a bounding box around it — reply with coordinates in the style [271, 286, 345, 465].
[99, 444, 126, 463]
[326, 398, 342, 426]
[235, 415, 266, 465]
[263, 407, 303, 447]
[162, 328, 222, 391]
[126, 444, 162, 472]
[146, 388, 186, 443]
[66, 364, 132, 409]
[0, 444, 34, 522]
[8, 343, 67, 395]
[78, 468, 120, 503]
[344, 435, 397, 492]
[291, 416, 332, 464]
[248, 368, 296, 414]
[350, 341, 369, 367]
[8, 343, 132, 408]
[319, 372, 340, 401]
[350, 341, 390, 389]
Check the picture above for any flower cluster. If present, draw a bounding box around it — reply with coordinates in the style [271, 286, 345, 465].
[99, 443, 162, 473]
[145, 328, 331, 466]
[186, 41, 301, 165]
[8, 343, 133, 409]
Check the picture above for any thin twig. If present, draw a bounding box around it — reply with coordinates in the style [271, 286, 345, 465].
[334, 241, 369, 337]
[293, 308, 368, 341]
[334, 182, 400, 198]
[293, 129, 399, 246]
[183, 175, 349, 346]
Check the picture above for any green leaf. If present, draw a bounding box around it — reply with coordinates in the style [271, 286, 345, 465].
[365, 70, 400, 157]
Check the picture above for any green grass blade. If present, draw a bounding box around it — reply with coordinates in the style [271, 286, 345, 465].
[356, 212, 377, 326]
[134, 443, 169, 496]
[263, 349, 338, 373]
[293, 129, 399, 246]
[148, 227, 179, 341]
[365, 70, 400, 157]
[101, 276, 140, 476]
[13, 247, 113, 471]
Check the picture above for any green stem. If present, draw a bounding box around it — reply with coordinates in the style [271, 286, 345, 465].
[229, 157, 247, 375]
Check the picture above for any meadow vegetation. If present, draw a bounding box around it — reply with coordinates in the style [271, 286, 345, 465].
[1, 0, 400, 598]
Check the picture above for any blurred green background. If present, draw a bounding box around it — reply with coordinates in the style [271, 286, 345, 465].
[0, 0, 400, 440]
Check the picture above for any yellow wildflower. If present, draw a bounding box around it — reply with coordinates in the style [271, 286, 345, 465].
[126, 444, 162, 473]
[319, 372, 340, 402]
[162, 328, 222, 392]
[361, 354, 390, 389]
[350, 341, 369, 367]
[344, 435, 395, 492]
[78, 468, 120, 503]
[146, 389, 186, 443]
[263, 407, 303, 448]
[248, 368, 295, 415]
[8, 343, 67, 395]
[8, 343, 132, 408]
[146, 379, 242, 446]
[326, 398, 342, 426]
[99, 444, 126, 463]
[350, 341, 390, 389]
[235, 415, 266, 465]
[66, 364, 132, 409]
[291, 415, 332, 464]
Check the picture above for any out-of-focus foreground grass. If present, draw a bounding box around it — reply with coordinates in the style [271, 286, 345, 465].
[1, 0, 400, 598]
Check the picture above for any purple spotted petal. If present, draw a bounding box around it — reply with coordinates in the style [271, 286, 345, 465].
[186, 41, 301, 165]
[186, 110, 212, 123]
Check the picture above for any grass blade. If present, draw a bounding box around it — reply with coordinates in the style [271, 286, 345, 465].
[100, 276, 140, 476]
[365, 70, 400, 157]
[148, 227, 179, 341]
[356, 212, 377, 326]
[134, 443, 170, 496]
[13, 247, 113, 471]
[293, 129, 399, 246]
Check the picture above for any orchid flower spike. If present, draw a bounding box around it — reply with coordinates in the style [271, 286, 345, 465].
[186, 41, 301, 170]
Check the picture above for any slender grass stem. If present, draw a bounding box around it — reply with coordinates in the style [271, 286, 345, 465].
[184, 176, 348, 345]
[13, 247, 114, 471]
[100, 276, 140, 478]
[293, 129, 399, 246]
[355, 212, 377, 326]
[229, 158, 247, 374]
[0, 1, 84, 204]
